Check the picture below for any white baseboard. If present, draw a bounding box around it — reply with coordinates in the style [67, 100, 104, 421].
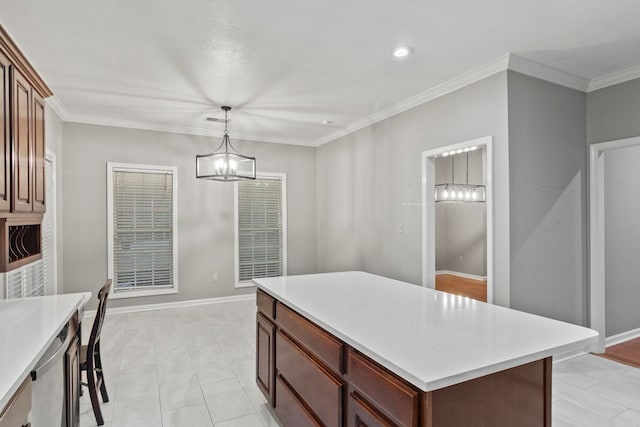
[435, 270, 487, 281]
[605, 327, 640, 348]
[84, 293, 256, 317]
[553, 348, 590, 364]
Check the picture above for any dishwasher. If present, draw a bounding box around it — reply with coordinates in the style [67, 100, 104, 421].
[29, 323, 71, 427]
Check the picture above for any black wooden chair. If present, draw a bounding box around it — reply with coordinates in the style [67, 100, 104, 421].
[80, 279, 112, 426]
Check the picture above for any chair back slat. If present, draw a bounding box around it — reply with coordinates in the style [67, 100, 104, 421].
[88, 280, 112, 353]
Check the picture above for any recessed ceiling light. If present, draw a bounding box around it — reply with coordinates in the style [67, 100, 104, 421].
[322, 120, 333, 125]
[392, 46, 412, 58]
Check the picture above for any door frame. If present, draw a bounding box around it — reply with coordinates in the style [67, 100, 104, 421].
[421, 135, 494, 303]
[589, 135, 640, 353]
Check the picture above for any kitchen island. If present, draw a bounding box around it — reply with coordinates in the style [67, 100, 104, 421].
[0, 292, 91, 427]
[253, 271, 598, 427]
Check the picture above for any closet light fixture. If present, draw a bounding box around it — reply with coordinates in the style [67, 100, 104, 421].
[434, 151, 486, 203]
[196, 106, 256, 181]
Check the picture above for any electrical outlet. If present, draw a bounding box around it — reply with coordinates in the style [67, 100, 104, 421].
[398, 224, 404, 233]
[213, 273, 218, 282]
[459, 256, 463, 261]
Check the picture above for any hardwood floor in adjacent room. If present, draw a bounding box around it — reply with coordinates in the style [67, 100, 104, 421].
[600, 337, 640, 369]
[435, 274, 487, 302]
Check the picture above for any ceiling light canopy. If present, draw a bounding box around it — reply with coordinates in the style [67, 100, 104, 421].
[392, 46, 413, 58]
[196, 106, 256, 181]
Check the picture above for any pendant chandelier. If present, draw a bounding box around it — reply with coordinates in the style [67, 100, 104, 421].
[196, 106, 256, 181]
[434, 150, 486, 202]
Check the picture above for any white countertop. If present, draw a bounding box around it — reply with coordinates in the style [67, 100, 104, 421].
[253, 271, 599, 391]
[0, 292, 91, 410]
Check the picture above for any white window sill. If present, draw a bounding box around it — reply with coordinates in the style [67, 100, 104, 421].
[235, 281, 257, 289]
[110, 287, 178, 299]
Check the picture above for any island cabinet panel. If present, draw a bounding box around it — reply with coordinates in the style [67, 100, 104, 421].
[348, 350, 420, 427]
[0, 377, 31, 427]
[276, 330, 343, 427]
[0, 52, 9, 212]
[257, 289, 276, 320]
[277, 302, 344, 374]
[275, 376, 321, 427]
[256, 312, 276, 405]
[426, 357, 552, 427]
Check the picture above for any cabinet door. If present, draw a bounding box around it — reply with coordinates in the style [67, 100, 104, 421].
[256, 312, 276, 405]
[32, 91, 45, 212]
[65, 336, 80, 427]
[0, 52, 10, 212]
[10, 68, 32, 212]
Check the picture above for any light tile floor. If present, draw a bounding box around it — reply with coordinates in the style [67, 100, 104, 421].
[79, 299, 640, 427]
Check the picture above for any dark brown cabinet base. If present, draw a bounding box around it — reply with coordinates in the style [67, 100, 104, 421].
[256, 289, 553, 427]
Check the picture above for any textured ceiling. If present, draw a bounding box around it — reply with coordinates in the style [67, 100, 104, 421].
[2, 0, 640, 146]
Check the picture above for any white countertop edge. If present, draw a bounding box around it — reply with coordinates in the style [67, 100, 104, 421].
[0, 292, 92, 410]
[255, 283, 598, 392]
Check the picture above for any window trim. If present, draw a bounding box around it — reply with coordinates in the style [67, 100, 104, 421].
[107, 162, 179, 299]
[234, 172, 288, 288]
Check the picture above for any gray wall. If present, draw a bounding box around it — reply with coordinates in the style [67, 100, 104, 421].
[603, 146, 640, 336]
[435, 149, 487, 277]
[587, 78, 640, 144]
[316, 71, 511, 306]
[587, 78, 640, 336]
[507, 71, 587, 325]
[62, 123, 317, 307]
[45, 104, 65, 294]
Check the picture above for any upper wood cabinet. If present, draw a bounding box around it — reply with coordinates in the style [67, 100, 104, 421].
[11, 68, 33, 213]
[32, 90, 46, 213]
[0, 51, 10, 212]
[0, 24, 52, 271]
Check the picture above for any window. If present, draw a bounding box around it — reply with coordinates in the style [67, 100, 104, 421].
[107, 163, 178, 298]
[235, 173, 287, 287]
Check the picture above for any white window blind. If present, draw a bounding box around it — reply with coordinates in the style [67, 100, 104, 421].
[108, 164, 178, 297]
[42, 156, 56, 296]
[235, 174, 287, 285]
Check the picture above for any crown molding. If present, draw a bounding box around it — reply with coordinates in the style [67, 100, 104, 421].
[314, 53, 595, 146]
[59, 111, 309, 146]
[507, 54, 590, 92]
[45, 96, 70, 120]
[588, 63, 640, 92]
[314, 54, 511, 146]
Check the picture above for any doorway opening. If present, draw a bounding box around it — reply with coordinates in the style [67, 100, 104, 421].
[590, 136, 640, 354]
[422, 136, 494, 303]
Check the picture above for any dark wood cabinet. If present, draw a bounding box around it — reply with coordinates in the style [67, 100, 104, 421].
[256, 312, 276, 405]
[0, 51, 10, 212]
[0, 377, 31, 427]
[65, 315, 80, 427]
[32, 90, 45, 213]
[0, 24, 52, 271]
[10, 68, 32, 213]
[257, 290, 552, 427]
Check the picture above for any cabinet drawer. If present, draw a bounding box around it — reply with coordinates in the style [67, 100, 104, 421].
[0, 377, 31, 427]
[277, 303, 344, 373]
[257, 289, 276, 320]
[276, 331, 343, 427]
[349, 350, 419, 427]
[275, 376, 321, 427]
[350, 391, 396, 427]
